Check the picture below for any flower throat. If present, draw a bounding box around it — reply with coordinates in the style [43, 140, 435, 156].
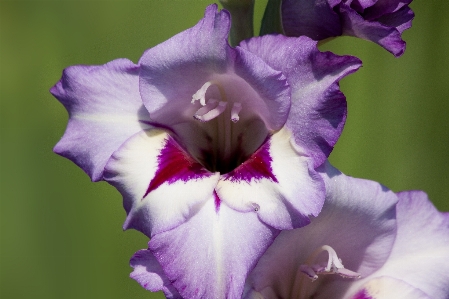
[190, 81, 263, 174]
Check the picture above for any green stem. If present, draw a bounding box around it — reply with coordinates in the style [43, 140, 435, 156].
[219, 0, 255, 46]
[260, 0, 284, 35]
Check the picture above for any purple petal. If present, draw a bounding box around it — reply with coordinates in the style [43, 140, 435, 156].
[339, 3, 407, 57]
[239, 35, 361, 167]
[244, 162, 398, 298]
[217, 128, 325, 230]
[281, 0, 342, 39]
[138, 4, 230, 125]
[103, 130, 220, 237]
[51, 58, 148, 181]
[363, 0, 413, 20]
[233, 46, 291, 131]
[130, 249, 181, 298]
[351, 0, 378, 12]
[348, 191, 449, 299]
[377, 6, 414, 34]
[149, 199, 279, 298]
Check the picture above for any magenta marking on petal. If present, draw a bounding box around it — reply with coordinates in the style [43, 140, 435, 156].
[352, 289, 373, 299]
[214, 190, 221, 212]
[224, 138, 278, 183]
[144, 137, 212, 197]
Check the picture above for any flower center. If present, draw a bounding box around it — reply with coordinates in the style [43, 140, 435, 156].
[189, 80, 267, 174]
[192, 82, 243, 123]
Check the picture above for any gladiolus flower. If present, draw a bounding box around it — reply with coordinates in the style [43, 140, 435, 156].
[51, 4, 360, 297]
[243, 162, 449, 299]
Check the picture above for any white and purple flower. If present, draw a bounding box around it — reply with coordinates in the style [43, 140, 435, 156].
[281, 0, 414, 57]
[243, 162, 449, 299]
[51, 4, 360, 298]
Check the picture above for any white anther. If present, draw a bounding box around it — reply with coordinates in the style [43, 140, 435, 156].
[191, 82, 212, 106]
[194, 101, 228, 122]
[230, 102, 242, 123]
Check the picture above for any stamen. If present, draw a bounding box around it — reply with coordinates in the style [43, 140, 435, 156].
[191, 82, 212, 106]
[194, 99, 219, 117]
[230, 102, 242, 123]
[194, 101, 228, 122]
[299, 245, 361, 281]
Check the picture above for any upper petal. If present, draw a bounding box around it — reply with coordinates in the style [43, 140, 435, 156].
[103, 129, 220, 237]
[139, 5, 290, 176]
[51, 58, 148, 181]
[149, 199, 279, 299]
[138, 4, 230, 122]
[244, 162, 398, 299]
[138, 4, 291, 161]
[240, 35, 361, 167]
[233, 46, 291, 131]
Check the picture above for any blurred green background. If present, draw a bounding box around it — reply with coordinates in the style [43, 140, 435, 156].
[0, 1, 448, 298]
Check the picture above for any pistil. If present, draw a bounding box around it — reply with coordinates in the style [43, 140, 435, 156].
[194, 99, 219, 117]
[194, 101, 228, 122]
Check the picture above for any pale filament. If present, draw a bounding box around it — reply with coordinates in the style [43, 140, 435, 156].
[194, 99, 219, 117]
[194, 101, 228, 122]
[191, 81, 242, 123]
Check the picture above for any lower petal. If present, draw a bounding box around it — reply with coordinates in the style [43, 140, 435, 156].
[130, 249, 181, 298]
[149, 199, 279, 299]
[103, 129, 220, 237]
[216, 127, 325, 230]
